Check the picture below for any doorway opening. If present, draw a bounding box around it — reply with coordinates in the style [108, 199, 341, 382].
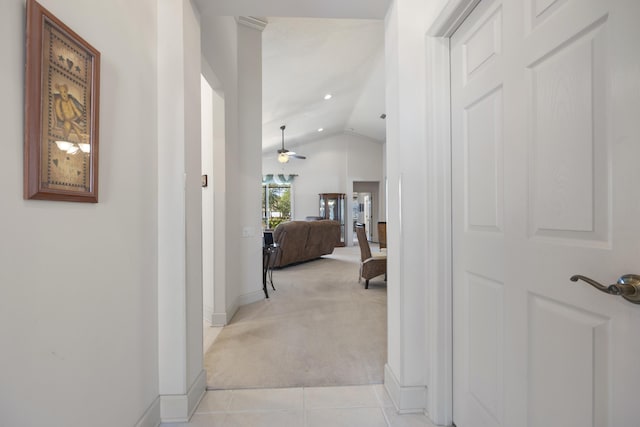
[352, 181, 381, 245]
[201, 72, 226, 354]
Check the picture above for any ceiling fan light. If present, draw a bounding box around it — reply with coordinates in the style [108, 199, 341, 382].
[278, 152, 290, 163]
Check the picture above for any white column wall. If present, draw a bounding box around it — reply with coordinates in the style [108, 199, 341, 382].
[385, 0, 467, 423]
[158, 0, 186, 396]
[384, 0, 430, 413]
[183, 0, 205, 397]
[385, 0, 402, 383]
[235, 18, 265, 301]
[157, 0, 205, 422]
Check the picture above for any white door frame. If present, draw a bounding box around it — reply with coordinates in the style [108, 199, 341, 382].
[424, 1, 480, 425]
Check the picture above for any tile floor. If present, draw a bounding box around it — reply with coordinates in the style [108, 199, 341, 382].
[161, 384, 437, 427]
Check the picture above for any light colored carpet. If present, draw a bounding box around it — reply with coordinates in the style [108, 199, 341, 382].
[204, 245, 387, 389]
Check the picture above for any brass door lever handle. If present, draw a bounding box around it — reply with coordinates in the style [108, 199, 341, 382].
[570, 274, 640, 304]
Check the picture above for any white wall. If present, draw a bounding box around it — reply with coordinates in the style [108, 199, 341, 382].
[236, 19, 265, 301]
[202, 16, 242, 315]
[0, 0, 159, 426]
[384, 0, 459, 422]
[262, 132, 384, 244]
[201, 70, 228, 327]
[183, 0, 204, 394]
[201, 76, 215, 323]
[201, 16, 265, 315]
[384, 0, 432, 413]
[157, 0, 205, 421]
[201, 16, 242, 320]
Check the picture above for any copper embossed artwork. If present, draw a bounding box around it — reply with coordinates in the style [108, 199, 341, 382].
[25, 0, 100, 202]
[43, 21, 91, 192]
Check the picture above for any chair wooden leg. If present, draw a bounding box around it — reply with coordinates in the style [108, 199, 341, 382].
[365, 279, 369, 289]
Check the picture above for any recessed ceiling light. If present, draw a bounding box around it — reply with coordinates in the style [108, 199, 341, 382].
[317, 128, 324, 132]
[324, 94, 332, 100]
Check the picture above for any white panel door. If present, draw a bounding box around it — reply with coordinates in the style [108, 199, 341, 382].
[451, 0, 640, 426]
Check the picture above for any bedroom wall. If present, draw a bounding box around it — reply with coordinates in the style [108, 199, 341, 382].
[0, 0, 159, 426]
[262, 131, 384, 244]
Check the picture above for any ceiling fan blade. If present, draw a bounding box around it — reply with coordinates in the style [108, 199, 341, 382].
[289, 153, 306, 159]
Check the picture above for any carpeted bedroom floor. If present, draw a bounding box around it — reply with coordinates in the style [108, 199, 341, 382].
[204, 244, 387, 390]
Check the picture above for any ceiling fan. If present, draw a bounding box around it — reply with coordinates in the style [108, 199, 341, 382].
[277, 125, 306, 163]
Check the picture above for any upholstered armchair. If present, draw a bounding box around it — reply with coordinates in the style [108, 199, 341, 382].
[355, 224, 387, 289]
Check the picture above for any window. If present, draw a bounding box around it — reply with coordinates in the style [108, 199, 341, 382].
[262, 174, 296, 229]
[262, 183, 292, 229]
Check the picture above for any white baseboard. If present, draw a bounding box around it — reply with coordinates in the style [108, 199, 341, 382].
[384, 364, 428, 414]
[206, 288, 265, 328]
[204, 305, 228, 326]
[160, 369, 207, 423]
[135, 396, 161, 427]
[237, 289, 265, 307]
[204, 305, 214, 324]
[187, 369, 207, 415]
[226, 298, 239, 324]
[211, 311, 228, 326]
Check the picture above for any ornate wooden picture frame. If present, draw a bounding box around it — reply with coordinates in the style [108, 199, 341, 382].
[24, 0, 100, 202]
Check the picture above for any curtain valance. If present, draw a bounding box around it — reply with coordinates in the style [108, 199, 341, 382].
[262, 174, 297, 185]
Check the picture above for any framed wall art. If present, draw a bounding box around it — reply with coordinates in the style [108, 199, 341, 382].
[24, 0, 100, 202]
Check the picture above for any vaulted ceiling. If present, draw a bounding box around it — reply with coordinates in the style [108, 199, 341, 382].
[261, 17, 385, 153]
[194, 0, 389, 153]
